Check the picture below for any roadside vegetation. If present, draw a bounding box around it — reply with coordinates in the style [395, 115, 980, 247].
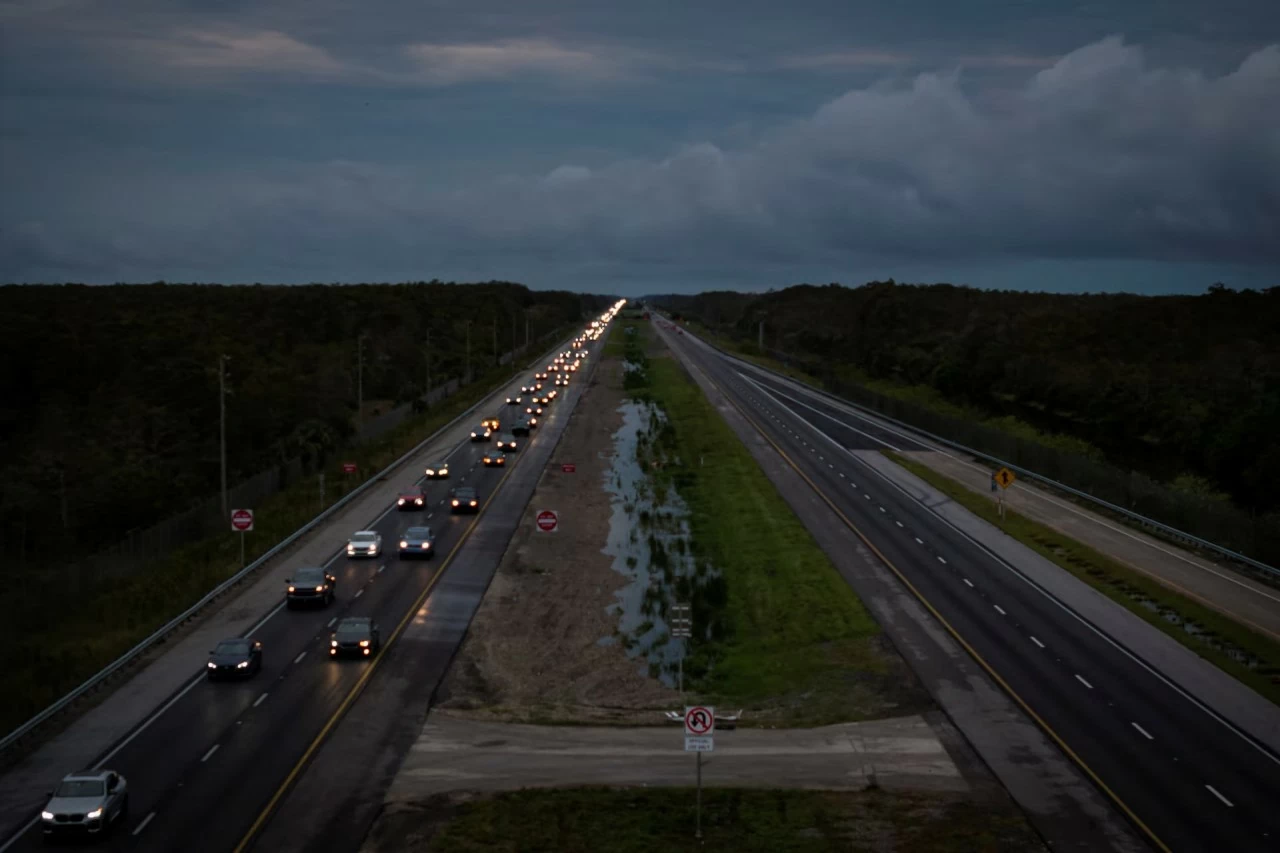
[417, 787, 1043, 852]
[616, 320, 932, 725]
[650, 283, 1280, 564]
[0, 352, 563, 739]
[884, 451, 1280, 708]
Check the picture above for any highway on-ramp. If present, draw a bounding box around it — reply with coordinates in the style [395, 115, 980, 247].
[657, 321, 1280, 853]
[0, 324, 613, 853]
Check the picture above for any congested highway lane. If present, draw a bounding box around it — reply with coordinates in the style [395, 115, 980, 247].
[2, 327, 613, 853]
[659, 321, 1280, 853]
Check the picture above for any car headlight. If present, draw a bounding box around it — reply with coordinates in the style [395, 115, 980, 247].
[416, 498, 423, 505]
[400, 540, 408, 548]
[331, 640, 338, 647]
[288, 586, 296, 593]
[421, 542, 431, 548]
[237, 660, 249, 669]
[86, 808, 103, 820]
[451, 499, 459, 506]
[470, 432, 477, 438]
[470, 500, 478, 506]
[359, 639, 370, 647]
[208, 661, 217, 669]
[347, 546, 355, 552]
[425, 469, 434, 476]
[316, 585, 325, 592]
[41, 811, 53, 821]
[397, 498, 405, 505]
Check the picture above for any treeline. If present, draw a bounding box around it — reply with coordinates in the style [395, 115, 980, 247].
[0, 281, 610, 561]
[649, 282, 1280, 515]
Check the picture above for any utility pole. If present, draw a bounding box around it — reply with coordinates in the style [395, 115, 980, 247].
[357, 335, 367, 427]
[758, 319, 764, 351]
[219, 353, 230, 522]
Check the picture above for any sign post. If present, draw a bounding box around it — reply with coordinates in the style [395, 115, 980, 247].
[684, 706, 715, 839]
[535, 509, 559, 534]
[670, 602, 692, 698]
[230, 509, 254, 568]
[993, 467, 1016, 520]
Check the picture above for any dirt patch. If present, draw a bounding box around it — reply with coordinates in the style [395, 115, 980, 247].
[436, 356, 679, 724]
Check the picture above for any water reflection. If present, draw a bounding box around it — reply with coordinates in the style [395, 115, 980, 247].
[601, 399, 717, 686]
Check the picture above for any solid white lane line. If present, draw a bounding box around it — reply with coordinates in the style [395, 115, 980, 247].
[739, 372, 901, 452]
[253, 692, 268, 707]
[1205, 785, 1234, 807]
[326, 617, 336, 627]
[354, 588, 364, 598]
[937, 556, 947, 564]
[293, 651, 306, 664]
[132, 812, 156, 836]
[1075, 674, 1094, 689]
[1132, 722, 1154, 740]
[1030, 636, 1045, 648]
[963, 578, 974, 588]
[994, 605, 1006, 615]
[914, 537, 923, 544]
[201, 744, 220, 762]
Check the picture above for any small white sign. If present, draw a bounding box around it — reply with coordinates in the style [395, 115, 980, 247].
[685, 736, 714, 752]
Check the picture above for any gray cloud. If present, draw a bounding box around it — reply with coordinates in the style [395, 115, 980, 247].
[3, 36, 1279, 285]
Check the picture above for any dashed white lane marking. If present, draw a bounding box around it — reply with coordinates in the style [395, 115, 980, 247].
[201, 744, 220, 762]
[1132, 722, 1154, 740]
[963, 578, 974, 588]
[326, 617, 336, 628]
[937, 556, 947, 564]
[132, 812, 156, 836]
[253, 692, 268, 708]
[294, 651, 307, 664]
[427, 512, 433, 518]
[839, 472, 845, 478]
[354, 588, 364, 598]
[914, 537, 923, 544]
[828, 463, 834, 468]
[994, 605, 1006, 615]
[864, 494, 871, 500]
[878, 506, 886, 513]
[1205, 785, 1234, 807]
[1075, 674, 1094, 689]
[895, 521, 903, 527]
[1030, 636, 1045, 648]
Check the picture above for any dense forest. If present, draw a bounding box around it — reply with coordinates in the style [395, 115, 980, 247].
[0, 282, 608, 561]
[649, 282, 1280, 515]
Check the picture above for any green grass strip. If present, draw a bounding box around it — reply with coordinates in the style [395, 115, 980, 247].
[426, 786, 1041, 852]
[3, 334, 573, 738]
[883, 450, 1280, 708]
[615, 320, 931, 726]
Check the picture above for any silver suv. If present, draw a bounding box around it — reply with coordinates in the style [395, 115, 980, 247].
[41, 769, 129, 837]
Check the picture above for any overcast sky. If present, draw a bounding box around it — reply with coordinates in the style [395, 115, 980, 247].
[2, 1, 1278, 295]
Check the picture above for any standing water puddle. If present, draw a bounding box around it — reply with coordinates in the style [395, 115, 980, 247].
[601, 399, 714, 685]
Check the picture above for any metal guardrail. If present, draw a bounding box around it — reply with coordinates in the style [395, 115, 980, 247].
[0, 329, 581, 753]
[662, 317, 1280, 582]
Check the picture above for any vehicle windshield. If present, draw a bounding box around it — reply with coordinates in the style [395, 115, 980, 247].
[55, 779, 104, 798]
[405, 527, 432, 539]
[453, 489, 476, 498]
[294, 568, 324, 583]
[352, 532, 376, 542]
[215, 640, 250, 655]
[336, 623, 370, 639]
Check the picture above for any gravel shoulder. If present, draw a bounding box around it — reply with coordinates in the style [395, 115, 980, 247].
[435, 355, 680, 724]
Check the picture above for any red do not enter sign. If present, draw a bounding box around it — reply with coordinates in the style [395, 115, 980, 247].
[535, 509, 559, 533]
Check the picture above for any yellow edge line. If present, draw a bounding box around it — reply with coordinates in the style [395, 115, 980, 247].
[676, 336, 1173, 853]
[233, 463, 517, 853]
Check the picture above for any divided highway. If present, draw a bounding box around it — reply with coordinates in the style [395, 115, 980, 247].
[659, 323, 1280, 853]
[1, 316, 617, 853]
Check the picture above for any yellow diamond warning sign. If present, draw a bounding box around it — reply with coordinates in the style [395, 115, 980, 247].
[994, 467, 1016, 489]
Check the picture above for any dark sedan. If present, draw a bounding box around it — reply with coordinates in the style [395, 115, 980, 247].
[398, 526, 436, 558]
[329, 617, 381, 659]
[286, 566, 337, 608]
[396, 485, 427, 510]
[482, 449, 507, 467]
[494, 433, 520, 452]
[512, 418, 534, 436]
[207, 638, 263, 679]
[470, 424, 492, 441]
[450, 487, 480, 513]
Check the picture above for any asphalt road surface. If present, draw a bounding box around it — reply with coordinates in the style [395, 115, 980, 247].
[659, 322, 1280, 853]
[2, 336, 605, 853]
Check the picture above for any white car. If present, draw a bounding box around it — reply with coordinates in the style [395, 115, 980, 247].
[41, 770, 129, 838]
[347, 530, 381, 557]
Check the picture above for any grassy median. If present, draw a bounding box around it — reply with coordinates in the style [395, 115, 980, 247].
[618, 320, 931, 725]
[884, 451, 1280, 708]
[2, 336, 572, 741]
[414, 787, 1042, 853]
